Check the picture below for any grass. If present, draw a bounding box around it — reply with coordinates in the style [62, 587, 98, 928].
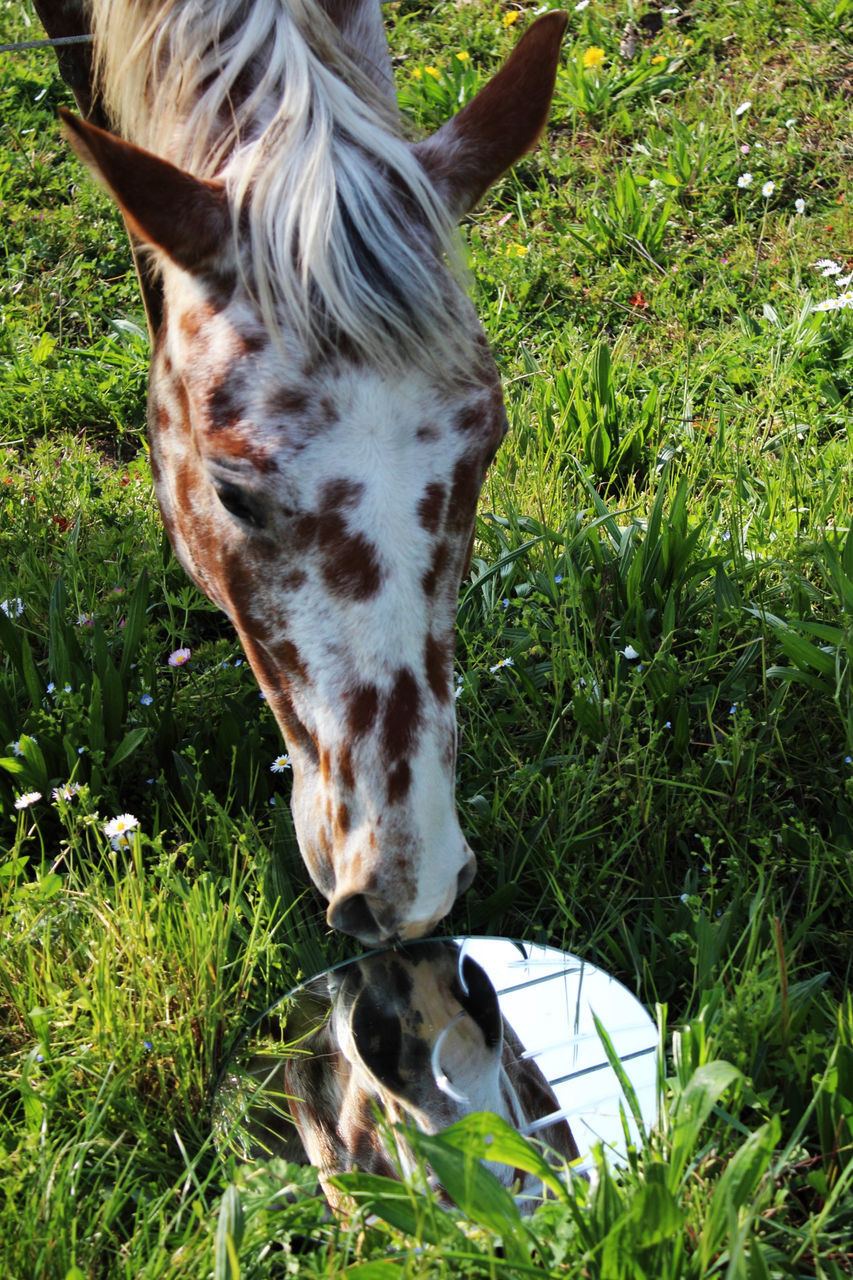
[1, 0, 852, 1274]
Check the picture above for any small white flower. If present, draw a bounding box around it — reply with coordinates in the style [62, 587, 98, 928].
[52, 782, 82, 802]
[489, 657, 515, 673]
[821, 262, 841, 277]
[14, 791, 41, 810]
[1, 598, 23, 617]
[10, 736, 36, 757]
[735, 100, 751, 116]
[835, 271, 853, 289]
[839, 291, 853, 310]
[814, 258, 840, 272]
[794, 198, 805, 214]
[737, 173, 752, 189]
[620, 644, 641, 660]
[661, 5, 680, 11]
[785, 117, 797, 128]
[104, 813, 139, 840]
[574, 0, 590, 9]
[812, 298, 841, 312]
[270, 755, 291, 773]
[761, 180, 775, 198]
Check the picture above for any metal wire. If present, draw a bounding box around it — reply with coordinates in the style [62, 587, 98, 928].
[0, 34, 93, 55]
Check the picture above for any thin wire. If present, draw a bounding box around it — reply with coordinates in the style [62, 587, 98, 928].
[0, 35, 93, 55]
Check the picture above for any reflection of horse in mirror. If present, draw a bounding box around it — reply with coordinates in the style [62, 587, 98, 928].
[36, 0, 566, 944]
[216, 941, 580, 1208]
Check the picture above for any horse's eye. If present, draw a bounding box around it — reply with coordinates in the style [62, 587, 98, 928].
[214, 481, 266, 530]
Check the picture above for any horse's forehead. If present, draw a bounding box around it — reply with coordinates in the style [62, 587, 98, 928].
[161, 287, 506, 464]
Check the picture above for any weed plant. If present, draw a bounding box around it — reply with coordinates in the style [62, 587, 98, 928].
[1, 0, 852, 1274]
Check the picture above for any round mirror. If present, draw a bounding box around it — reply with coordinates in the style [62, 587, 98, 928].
[212, 937, 657, 1207]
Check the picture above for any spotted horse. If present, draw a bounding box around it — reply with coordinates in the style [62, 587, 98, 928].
[213, 940, 580, 1210]
[35, 0, 567, 945]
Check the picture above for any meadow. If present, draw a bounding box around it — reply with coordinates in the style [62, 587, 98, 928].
[1, 0, 852, 1274]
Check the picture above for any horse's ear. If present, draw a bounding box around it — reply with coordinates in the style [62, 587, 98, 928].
[413, 12, 567, 220]
[60, 109, 231, 274]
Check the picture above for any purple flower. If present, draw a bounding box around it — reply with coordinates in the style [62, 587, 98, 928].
[168, 647, 191, 667]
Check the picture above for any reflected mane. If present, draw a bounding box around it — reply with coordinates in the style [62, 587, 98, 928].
[87, 0, 469, 368]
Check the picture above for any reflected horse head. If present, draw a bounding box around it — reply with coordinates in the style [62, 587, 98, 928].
[220, 940, 579, 1208]
[59, 0, 566, 942]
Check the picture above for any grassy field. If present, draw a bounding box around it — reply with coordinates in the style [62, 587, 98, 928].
[1, 0, 853, 1274]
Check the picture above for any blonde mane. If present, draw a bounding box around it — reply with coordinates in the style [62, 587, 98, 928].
[87, 0, 470, 368]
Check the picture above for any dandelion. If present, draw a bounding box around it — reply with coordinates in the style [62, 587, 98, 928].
[14, 791, 41, 810]
[52, 782, 82, 801]
[582, 46, 605, 70]
[762, 180, 775, 198]
[455, 50, 470, 63]
[651, 54, 666, 64]
[505, 242, 529, 258]
[139, 693, 153, 706]
[737, 173, 752, 189]
[489, 656, 515, 673]
[502, 10, 520, 24]
[735, 100, 751, 116]
[167, 647, 191, 667]
[794, 197, 805, 214]
[423, 65, 441, 79]
[1, 598, 23, 617]
[411, 66, 422, 80]
[270, 754, 291, 773]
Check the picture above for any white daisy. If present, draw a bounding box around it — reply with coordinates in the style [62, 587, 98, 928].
[270, 755, 291, 773]
[14, 791, 41, 810]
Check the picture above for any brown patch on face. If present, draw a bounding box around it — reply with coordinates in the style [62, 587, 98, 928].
[417, 482, 447, 536]
[266, 385, 309, 417]
[319, 394, 340, 426]
[205, 365, 248, 433]
[416, 423, 440, 444]
[448, 454, 482, 533]
[179, 302, 216, 346]
[335, 803, 351, 837]
[322, 478, 365, 510]
[339, 744, 355, 791]
[422, 539, 449, 598]
[272, 638, 307, 684]
[382, 667, 420, 762]
[295, 510, 384, 600]
[387, 758, 412, 804]
[347, 684, 380, 738]
[320, 749, 332, 783]
[425, 633, 452, 704]
[454, 404, 486, 435]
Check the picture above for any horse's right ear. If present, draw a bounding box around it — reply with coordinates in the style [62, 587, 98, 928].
[60, 108, 231, 274]
[413, 12, 567, 220]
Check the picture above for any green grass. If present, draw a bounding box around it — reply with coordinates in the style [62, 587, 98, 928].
[1, 0, 853, 1274]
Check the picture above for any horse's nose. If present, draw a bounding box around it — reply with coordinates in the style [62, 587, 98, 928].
[327, 855, 476, 944]
[326, 892, 402, 944]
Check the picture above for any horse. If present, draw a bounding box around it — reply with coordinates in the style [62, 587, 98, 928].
[35, 0, 567, 944]
[213, 939, 580, 1210]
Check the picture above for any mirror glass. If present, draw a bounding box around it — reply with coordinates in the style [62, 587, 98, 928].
[212, 937, 657, 1204]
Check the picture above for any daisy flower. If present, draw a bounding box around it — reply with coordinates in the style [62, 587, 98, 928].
[794, 198, 805, 214]
[762, 180, 775, 198]
[737, 173, 752, 189]
[14, 791, 41, 810]
[52, 782, 82, 802]
[167, 647, 191, 667]
[104, 813, 139, 840]
[270, 755, 291, 773]
[489, 656, 515, 673]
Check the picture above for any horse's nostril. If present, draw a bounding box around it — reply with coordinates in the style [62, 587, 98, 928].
[456, 855, 477, 897]
[327, 893, 395, 944]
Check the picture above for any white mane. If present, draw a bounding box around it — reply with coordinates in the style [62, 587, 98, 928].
[87, 0, 470, 369]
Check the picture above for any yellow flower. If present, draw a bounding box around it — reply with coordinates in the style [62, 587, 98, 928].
[424, 65, 441, 79]
[411, 66, 423, 80]
[506, 242, 529, 258]
[684, 36, 694, 47]
[503, 10, 520, 25]
[455, 50, 471, 62]
[651, 54, 666, 64]
[582, 45, 606, 70]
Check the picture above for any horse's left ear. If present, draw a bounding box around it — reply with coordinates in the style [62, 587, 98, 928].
[413, 11, 568, 220]
[59, 108, 231, 274]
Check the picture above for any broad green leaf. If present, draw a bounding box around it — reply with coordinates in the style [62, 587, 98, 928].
[120, 571, 150, 678]
[669, 1061, 742, 1186]
[330, 1171, 467, 1248]
[432, 1111, 570, 1203]
[214, 1184, 244, 1280]
[702, 1117, 780, 1265]
[108, 726, 149, 770]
